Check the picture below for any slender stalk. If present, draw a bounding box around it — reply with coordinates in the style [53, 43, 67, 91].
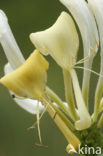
[63, 69, 79, 121]
[46, 87, 75, 121]
[98, 98, 103, 114]
[93, 50, 103, 122]
[70, 69, 91, 130]
[82, 61, 93, 108]
[51, 104, 75, 131]
[41, 96, 81, 151]
[93, 78, 103, 122]
[97, 113, 103, 128]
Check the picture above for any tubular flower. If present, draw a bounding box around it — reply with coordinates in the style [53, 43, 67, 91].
[0, 40, 81, 154]
[59, 0, 99, 107]
[30, 11, 91, 130]
[30, 11, 80, 122]
[0, 10, 44, 114]
[0, 10, 81, 153]
[88, 0, 103, 122]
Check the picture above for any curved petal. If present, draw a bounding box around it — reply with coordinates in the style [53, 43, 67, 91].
[12, 97, 44, 115]
[30, 11, 79, 70]
[4, 63, 44, 114]
[88, 0, 103, 71]
[0, 10, 45, 115]
[0, 10, 25, 69]
[59, 0, 99, 56]
[88, 0, 103, 121]
[59, 0, 99, 106]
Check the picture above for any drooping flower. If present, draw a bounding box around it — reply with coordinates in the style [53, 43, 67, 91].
[0, 10, 44, 114]
[0, 10, 81, 152]
[0, 41, 81, 154]
[30, 11, 91, 130]
[88, 0, 103, 122]
[59, 0, 99, 107]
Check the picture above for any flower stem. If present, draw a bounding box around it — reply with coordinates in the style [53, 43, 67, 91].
[69, 69, 91, 130]
[41, 96, 81, 151]
[93, 56, 103, 122]
[63, 69, 79, 121]
[51, 104, 75, 131]
[93, 78, 103, 122]
[97, 113, 103, 128]
[46, 87, 74, 121]
[82, 61, 93, 109]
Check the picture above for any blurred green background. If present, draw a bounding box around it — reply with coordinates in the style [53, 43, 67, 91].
[0, 0, 101, 156]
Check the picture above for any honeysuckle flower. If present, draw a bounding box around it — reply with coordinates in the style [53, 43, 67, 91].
[30, 11, 91, 130]
[0, 10, 44, 114]
[0, 9, 82, 152]
[0, 43, 81, 153]
[59, 0, 99, 107]
[30, 11, 80, 122]
[87, 0, 103, 122]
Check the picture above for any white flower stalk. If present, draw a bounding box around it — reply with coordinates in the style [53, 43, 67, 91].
[30, 11, 91, 130]
[0, 10, 44, 114]
[88, 0, 103, 122]
[60, 0, 99, 107]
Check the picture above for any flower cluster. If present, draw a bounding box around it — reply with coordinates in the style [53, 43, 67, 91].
[0, 0, 103, 154]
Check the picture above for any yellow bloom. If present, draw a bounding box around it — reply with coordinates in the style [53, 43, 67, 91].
[0, 49, 49, 100]
[30, 11, 91, 130]
[30, 11, 79, 70]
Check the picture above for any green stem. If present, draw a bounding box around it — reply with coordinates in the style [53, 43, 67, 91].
[93, 78, 103, 122]
[97, 113, 103, 128]
[41, 96, 81, 151]
[51, 103, 75, 131]
[46, 87, 74, 121]
[63, 69, 79, 121]
[93, 55, 103, 122]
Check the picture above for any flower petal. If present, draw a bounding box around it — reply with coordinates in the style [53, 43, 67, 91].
[13, 97, 44, 114]
[59, 0, 99, 56]
[1, 50, 49, 99]
[88, 0, 103, 71]
[4, 63, 44, 114]
[59, 0, 99, 106]
[0, 10, 44, 115]
[88, 0, 103, 121]
[30, 11, 79, 70]
[0, 10, 25, 69]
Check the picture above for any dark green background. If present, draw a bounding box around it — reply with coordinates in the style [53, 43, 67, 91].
[0, 0, 101, 156]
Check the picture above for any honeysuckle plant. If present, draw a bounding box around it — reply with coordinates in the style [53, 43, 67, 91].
[0, 0, 103, 156]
